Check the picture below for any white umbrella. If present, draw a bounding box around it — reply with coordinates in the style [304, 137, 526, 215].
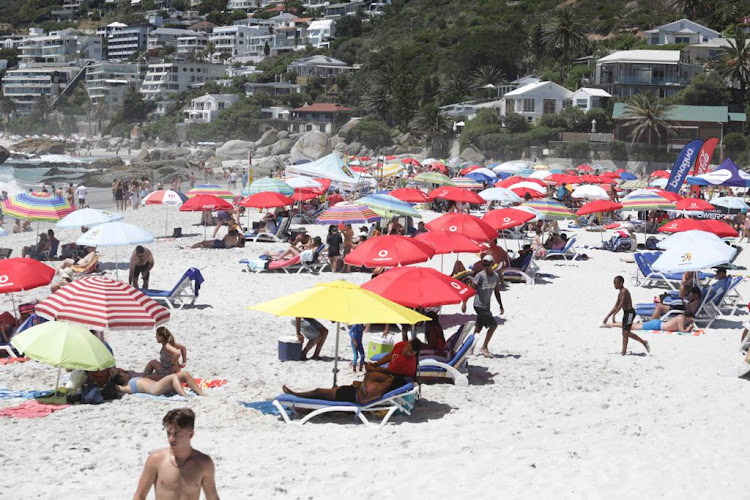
[649, 178, 668, 189]
[571, 185, 610, 200]
[657, 230, 723, 250]
[284, 176, 323, 189]
[493, 161, 529, 173]
[652, 239, 736, 273]
[507, 181, 547, 194]
[479, 187, 522, 204]
[56, 208, 124, 229]
[469, 167, 497, 178]
[529, 170, 553, 180]
[422, 158, 440, 166]
[77, 221, 155, 279]
[711, 196, 750, 211]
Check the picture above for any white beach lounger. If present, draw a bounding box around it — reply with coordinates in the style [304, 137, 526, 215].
[418, 334, 477, 386]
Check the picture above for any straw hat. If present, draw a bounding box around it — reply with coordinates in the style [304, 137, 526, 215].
[61, 268, 74, 280]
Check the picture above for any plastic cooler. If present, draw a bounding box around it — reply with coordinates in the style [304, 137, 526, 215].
[278, 336, 302, 362]
[367, 335, 394, 361]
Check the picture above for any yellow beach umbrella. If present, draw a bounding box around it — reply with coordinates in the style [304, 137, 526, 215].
[11, 321, 116, 393]
[248, 280, 429, 384]
[533, 164, 550, 170]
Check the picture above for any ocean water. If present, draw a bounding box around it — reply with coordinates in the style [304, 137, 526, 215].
[0, 154, 98, 194]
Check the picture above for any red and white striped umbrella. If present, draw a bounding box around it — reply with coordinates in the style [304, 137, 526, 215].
[35, 276, 170, 330]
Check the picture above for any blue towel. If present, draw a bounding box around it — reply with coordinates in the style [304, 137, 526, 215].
[185, 268, 204, 297]
[239, 400, 291, 416]
[0, 389, 53, 400]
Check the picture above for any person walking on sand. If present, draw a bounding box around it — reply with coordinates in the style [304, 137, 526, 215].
[462, 255, 504, 358]
[603, 275, 649, 356]
[133, 408, 219, 500]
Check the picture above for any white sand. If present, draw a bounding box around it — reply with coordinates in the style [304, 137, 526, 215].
[0, 201, 748, 499]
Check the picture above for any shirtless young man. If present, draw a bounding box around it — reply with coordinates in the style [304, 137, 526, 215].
[603, 275, 650, 356]
[134, 408, 219, 500]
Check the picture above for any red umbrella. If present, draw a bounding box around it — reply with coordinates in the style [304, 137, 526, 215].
[580, 174, 603, 183]
[649, 189, 682, 202]
[496, 176, 545, 188]
[291, 190, 319, 202]
[350, 166, 367, 173]
[460, 165, 482, 175]
[239, 192, 293, 208]
[426, 213, 497, 242]
[429, 186, 484, 204]
[415, 230, 483, 254]
[650, 170, 670, 179]
[554, 174, 582, 185]
[483, 208, 535, 230]
[576, 200, 623, 216]
[385, 155, 396, 161]
[344, 235, 435, 268]
[675, 197, 714, 211]
[35, 276, 170, 330]
[577, 164, 593, 172]
[402, 158, 421, 166]
[179, 194, 233, 212]
[510, 186, 546, 199]
[0, 258, 55, 293]
[430, 163, 447, 173]
[658, 218, 738, 238]
[615, 169, 626, 174]
[359, 156, 371, 162]
[390, 187, 432, 203]
[701, 219, 739, 238]
[361, 267, 475, 308]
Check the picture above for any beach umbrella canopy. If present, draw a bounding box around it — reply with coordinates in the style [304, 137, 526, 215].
[529, 170, 553, 180]
[657, 230, 723, 250]
[619, 172, 638, 180]
[77, 221, 154, 247]
[652, 239, 736, 273]
[449, 177, 484, 190]
[658, 218, 738, 238]
[571, 185, 610, 200]
[11, 321, 116, 392]
[468, 167, 496, 178]
[0, 258, 55, 293]
[248, 280, 429, 384]
[429, 186, 484, 204]
[701, 219, 739, 238]
[413, 172, 455, 186]
[465, 172, 495, 184]
[56, 208, 124, 229]
[520, 200, 575, 220]
[141, 189, 188, 207]
[390, 188, 431, 203]
[402, 158, 421, 166]
[649, 189, 682, 202]
[362, 267, 476, 308]
[711, 196, 750, 211]
[414, 230, 483, 255]
[620, 193, 674, 210]
[245, 178, 294, 196]
[2, 192, 73, 222]
[426, 213, 497, 242]
[381, 163, 406, 177]
[577, 164, 594, 172]
[579, 174, 604, 183]
[186, 184, 234, 199]
[509, 182, 547, 199]
[35, 276, 170, 330]
[478, 187, 523, 204]
[650, 170, 671, 179]
[291, 191, 320, 202]
[576, 200, 623, 216]
[497, 177, 545, 188]
[533, 164, 549, 170]
[283, 176, 322, 190]
[317, 204, 381, 224]
[493, 160, 530, 173]
[483, 208, 535, 230]
[649, 178, 668, 189]
[620, 179, 649, 190]
[358, 194, 421, 218]
[344, 235, 435, 267]
[179, 194, 233, 212]
[675, 197, 714, 211]
[239, 192, 293, 208]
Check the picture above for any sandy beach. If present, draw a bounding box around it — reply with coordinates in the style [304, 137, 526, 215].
[0, 195, 748, 499]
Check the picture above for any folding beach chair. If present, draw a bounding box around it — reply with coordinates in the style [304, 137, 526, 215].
[501, 253, 538, 285]
[143, 268, 204, 310]
[418, 334, 477, 386]
[542, 236, 579, 261]
[245, 217, 291, 243]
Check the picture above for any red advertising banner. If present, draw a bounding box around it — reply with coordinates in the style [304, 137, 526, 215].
[690, 137, 719, 197]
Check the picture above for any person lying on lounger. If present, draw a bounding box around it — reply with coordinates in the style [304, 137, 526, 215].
[649, 286, 701, 320]
[263, 230, 316, 260]
[191, 228, 240, 249]
[114, 369, 205, 397]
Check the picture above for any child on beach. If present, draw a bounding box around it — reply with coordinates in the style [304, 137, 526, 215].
[349, 324, 365, 372]
[603, 275, 650, 355]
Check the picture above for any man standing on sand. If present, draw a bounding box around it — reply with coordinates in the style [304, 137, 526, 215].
[462, 255, 504, 358]
[129, 245, 154, 289]
[75, 182, 87, 208]
[603, 275, 649, 356]
[134, 408, 219, 500]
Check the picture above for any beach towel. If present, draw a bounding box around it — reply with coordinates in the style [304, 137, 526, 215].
[644, 329, 705, 337]
[133, 392, 189, 402]
[0, 357, 29, 365]
[239, 400, 291, 417]
[0, 400, 69, 418]
[0, 389, 53, 399]
[190, 378, 227, 390]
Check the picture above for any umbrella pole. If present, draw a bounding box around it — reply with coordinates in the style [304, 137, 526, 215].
[53, 361, 62, 395]
[11, 292, 16, 320]
[115, 246, 118, 280]
[165, 206, 169, 238]
[332, 321, 340, 386]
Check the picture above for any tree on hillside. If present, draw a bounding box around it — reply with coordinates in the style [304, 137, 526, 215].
[673, 72, 730, 106]
[710, 30, 750, 104]
[471, 65, 506, 89]
[542, 8, 588, 81]
[663, 0, 710, 18]
[32, 95, 50, 120]
[122, 86, 147, 121]
[440, 71, 472, 104]
[0, 97, 17, 122]
[92, 102, 109, 133]
[363, 84, 392, 125]
[413, 103, 453, 155]
[620, 93, 674, 145]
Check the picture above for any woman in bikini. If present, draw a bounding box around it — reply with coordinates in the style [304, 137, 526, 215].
[143, 327, 186, 378]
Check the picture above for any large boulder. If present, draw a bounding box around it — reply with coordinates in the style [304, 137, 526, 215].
[150, 147, 191, 160]
[346, 141, 362, 156]
[253, 155, 284, 177]
[271, 138, 295, 156]
[337, 117, 360, 138]
[289, 131, 332, 164]
[11, 139, 65, 155]
[0, 146, 9, 165]
[255, 128, 278, 148]
[215, 140, 255, 161]
[276, 130, 289, 140]
[132, 149, 151, 164]
[459, 147, 484, 164]
[91, 157, 126, 170]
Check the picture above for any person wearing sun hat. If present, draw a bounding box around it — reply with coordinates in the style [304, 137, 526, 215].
[50, 268, 74, 293]
[462, 254, 504, 357]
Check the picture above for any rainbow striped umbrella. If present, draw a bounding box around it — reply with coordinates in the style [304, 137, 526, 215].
[451, 177, 484, 190]
[620, 193, 674, 210]
[245, 178, 294, 196]
[2, 192, 73, 222]
[317, 204, 381, 225]
[520, 199, 575, 220]
[186, 184, 234, 199]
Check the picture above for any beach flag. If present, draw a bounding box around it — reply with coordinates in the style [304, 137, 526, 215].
[665, 139, 703, 193]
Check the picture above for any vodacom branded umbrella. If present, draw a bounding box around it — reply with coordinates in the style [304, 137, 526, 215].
[390, 188, 431, 203]
[659, 218, 738, 238]
[427, 213, 497, 242]
[415, 230, 483, 254]
[0, 258, 55, 315]
[576, 200, 623, 216]
[429, 186, 484, 204]
[674, 197, 714, 212]
[344, 235, 435, 267]
[362, 267, 475, 308]
[482, 208, 535, 231]
[35, 276, 170, 330]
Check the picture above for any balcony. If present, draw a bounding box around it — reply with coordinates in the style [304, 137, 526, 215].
[598, 75, 682, 86]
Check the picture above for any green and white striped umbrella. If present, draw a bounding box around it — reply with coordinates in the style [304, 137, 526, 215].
[246, 178, 294, 196]
[413, 172, 456, 186]
[358, 194, 421, 218]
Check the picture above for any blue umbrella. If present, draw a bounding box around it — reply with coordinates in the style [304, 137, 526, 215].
[620, 172, 637, 180]
[466, 172, 494, 183]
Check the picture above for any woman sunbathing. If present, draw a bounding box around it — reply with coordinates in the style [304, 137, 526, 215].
[191, 228, 240, 249]
[143, 327, 186, 378]
[114, 369, 205, 397]
[264, 231, 316, 260]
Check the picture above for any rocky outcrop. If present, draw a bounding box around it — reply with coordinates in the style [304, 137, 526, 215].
[338, 117, 360, 138]
[91, 157, 126, 170]
[11, 139, 65, 155]
[0, 146, 9, 165]
[149, 147, 191, 160]
[215, 140, 255, 161]
[255, 128, 278, 147]
[271, 138, 295, 156]
[289, 131, 332, 164]
[133, 149, 151, 164]
[253, 155, 285, 177]
[459, 147, 485, 164]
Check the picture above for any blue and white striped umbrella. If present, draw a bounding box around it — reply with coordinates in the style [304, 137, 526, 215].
[358, 194, 421, 218]
[245, 178, 294, 196]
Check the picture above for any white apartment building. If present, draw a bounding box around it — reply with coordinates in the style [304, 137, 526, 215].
[147, 28, 197, 54]
[86, 62, 144, 111]
[306, 19, 335, 48]
[2, 66, 80, 115]
[209, 25, 271, 62]
[184, 93, 241, 123]
[140, 62, 226, 100]
[177, 31, 209, 58]
[18, 32, 79, 66]
[226, 0, 254, 10]
[644, 19, 720, 46]
[96, 22, 128, 38]
[107, 25, 150, 60]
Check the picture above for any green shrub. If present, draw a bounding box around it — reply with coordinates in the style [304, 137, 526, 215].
[351, 116, 393, 149]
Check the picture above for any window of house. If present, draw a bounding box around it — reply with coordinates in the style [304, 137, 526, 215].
[543, 99, 555, 114]
[576, 99, 587, 108]
[563, 99, 572, 109]
[523, 98, 534, 112]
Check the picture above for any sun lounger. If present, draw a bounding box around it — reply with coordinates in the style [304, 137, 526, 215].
[272, 382, 417, 427]
[72, 254, 100, 275]
[240, 254, 303, 274]
[419, 334, 477, 386]
[143, 268, 204, 310]
[542, 236, 579, 260]
[501, 253, 538, 285]
[39, 239, 59, 260]
[244, 217, 291, 243]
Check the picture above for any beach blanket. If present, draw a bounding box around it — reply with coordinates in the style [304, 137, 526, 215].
[239, 400, 291, 417]
[0, 389, 53, 400]
[0, 400, 69, 418]
[644, 329, 705, 337]
[134, 392, 190, 402]
[0, 357, 29, 365]
[191, 378, 227, 390]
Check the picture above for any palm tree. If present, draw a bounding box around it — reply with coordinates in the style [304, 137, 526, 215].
[440, 71, 472, 102]
[711, 30, 750, 103]
[413, 103, 454, 154]
[471, 65, 506, 88]
[620, 93, 674, 146]
[542, 8, 588, 81]
[664, 0, 710, 18]
[0, 97, 17, 122]
[32, 95, 51, 120]
[363, 84, 392, 124]
[92, 102, 109, 134]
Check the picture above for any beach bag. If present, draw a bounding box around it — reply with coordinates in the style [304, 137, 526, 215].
[172, 227, 182, 238]
[645, 236, 659, 250]
[81, 383, 103, 405]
